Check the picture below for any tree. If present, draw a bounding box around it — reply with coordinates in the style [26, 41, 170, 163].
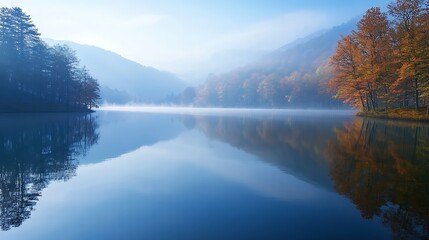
[329, 7, 394, 111]
[329, 35, 367, 109]
[77, 67, 100, 109]
[356, 8, 395, 110]
[389, 0, 428, 110]
[0, 7, 101, 112]
[0, 8, 41, 92]
[180, 86, 196, 105]
[49, 44, 79, 106]
[329, 2, 429, 113]
[257, 73, 282, 107]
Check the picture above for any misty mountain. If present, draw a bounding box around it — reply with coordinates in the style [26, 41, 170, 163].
[180, 49, 269, 86]
[256, 17, 359, 72]
[44, 39, 188, 103]
[193, 18, 359, 108]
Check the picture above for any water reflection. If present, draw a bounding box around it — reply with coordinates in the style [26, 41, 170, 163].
[0, 114, 99, 231]
[189, 114, 429, 239]
[81, 111, 186, 165]
[190, 114, 348, 190]
[328, 119, 429, 239]
[1, 109, 428, 239]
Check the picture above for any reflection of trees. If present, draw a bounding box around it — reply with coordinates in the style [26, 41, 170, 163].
[195, 116, 326, 160]
[0, 114, 99, 231]
[328, 119, 429, 239]
[193, 115, 341, 189]
[192, 114, 429, 238]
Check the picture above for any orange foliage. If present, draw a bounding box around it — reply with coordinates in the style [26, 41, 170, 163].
[329, 8, 394, 111]
[330, 1, 429, 111]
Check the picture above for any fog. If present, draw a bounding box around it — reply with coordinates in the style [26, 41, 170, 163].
[100, 105, 356, 118]
[2, 0, 391, 77]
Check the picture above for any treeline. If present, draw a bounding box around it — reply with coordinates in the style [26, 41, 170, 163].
[190, 69, 339, 108]
[172, 17, 358, 108]
[329, 0, 429, 112]
[0, 7, 100, 112]
[173, 62, 342, 108]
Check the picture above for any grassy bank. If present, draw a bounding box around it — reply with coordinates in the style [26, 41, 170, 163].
[357, 108, 429, 122]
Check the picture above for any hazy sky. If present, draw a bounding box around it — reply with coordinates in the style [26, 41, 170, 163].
[2, 0, 392, 74]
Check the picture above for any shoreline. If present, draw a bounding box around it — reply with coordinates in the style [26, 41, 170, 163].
[357, 109, 429, 122]
[0, 109, 95, 114]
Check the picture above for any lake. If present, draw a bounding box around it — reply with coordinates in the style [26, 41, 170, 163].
[0, 108, 428, 240]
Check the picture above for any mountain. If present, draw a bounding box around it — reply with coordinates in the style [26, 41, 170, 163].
[256, 17, 359, 73]
[44, 39, 188, 103]
[193, 18, 359, 108]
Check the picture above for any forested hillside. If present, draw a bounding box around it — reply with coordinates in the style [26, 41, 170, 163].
[0, 7, 100, 112]
[45, 40, 188, 104]
[187, 19, 359, 108]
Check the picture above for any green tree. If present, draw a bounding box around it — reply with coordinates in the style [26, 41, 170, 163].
[0, 7, 41, 92]
[0, 7, 101, 112]
[79, 67, 100, 109]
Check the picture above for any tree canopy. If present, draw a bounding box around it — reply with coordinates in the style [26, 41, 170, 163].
[0, 7, 100, 112]
[329, 0, 429, 112]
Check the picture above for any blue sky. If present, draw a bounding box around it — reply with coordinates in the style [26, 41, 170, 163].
[2, 0, 392, 75]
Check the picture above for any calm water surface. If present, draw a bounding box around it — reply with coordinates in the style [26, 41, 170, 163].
[0, 108, 428, 240]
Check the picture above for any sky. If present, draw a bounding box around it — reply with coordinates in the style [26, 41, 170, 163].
[2, 0, 392, 76]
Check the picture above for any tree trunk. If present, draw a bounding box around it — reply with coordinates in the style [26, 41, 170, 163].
[369, 91, 376, 111]
[360, 95, 365, 111]
[427, 97, 429, 115]
[403, 93, 408, 107]
[366, 95, 371, 111]
[415, 79, 419, 111]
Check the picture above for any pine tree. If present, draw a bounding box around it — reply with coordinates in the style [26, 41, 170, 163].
[0, 7, 101, 112]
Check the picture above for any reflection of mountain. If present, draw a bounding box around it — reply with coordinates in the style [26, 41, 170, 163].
[191, 114, 351, 190]
[328, 119, 429, 239]
[0, 114, 99, 231]
[80, 111, 187, 165]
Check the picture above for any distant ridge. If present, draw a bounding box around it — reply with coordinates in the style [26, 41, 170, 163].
[193, 18, 359, 108]
[45, 39, 188, 103]
[252, 17, 360, 72]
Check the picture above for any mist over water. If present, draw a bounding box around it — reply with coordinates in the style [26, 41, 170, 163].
[100, 105, 356, 117]
[1, 109, 427, 239]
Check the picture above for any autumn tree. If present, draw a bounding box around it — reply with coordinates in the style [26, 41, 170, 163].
[356, 8, 395, 110]
[388, 0, 428, 110]
[241, 75, 260, 106]
[257, 73, 281, 106]
[329, 35, 366, 109]
[329, 7, 394, 111]
[329, 1, 429, 113]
